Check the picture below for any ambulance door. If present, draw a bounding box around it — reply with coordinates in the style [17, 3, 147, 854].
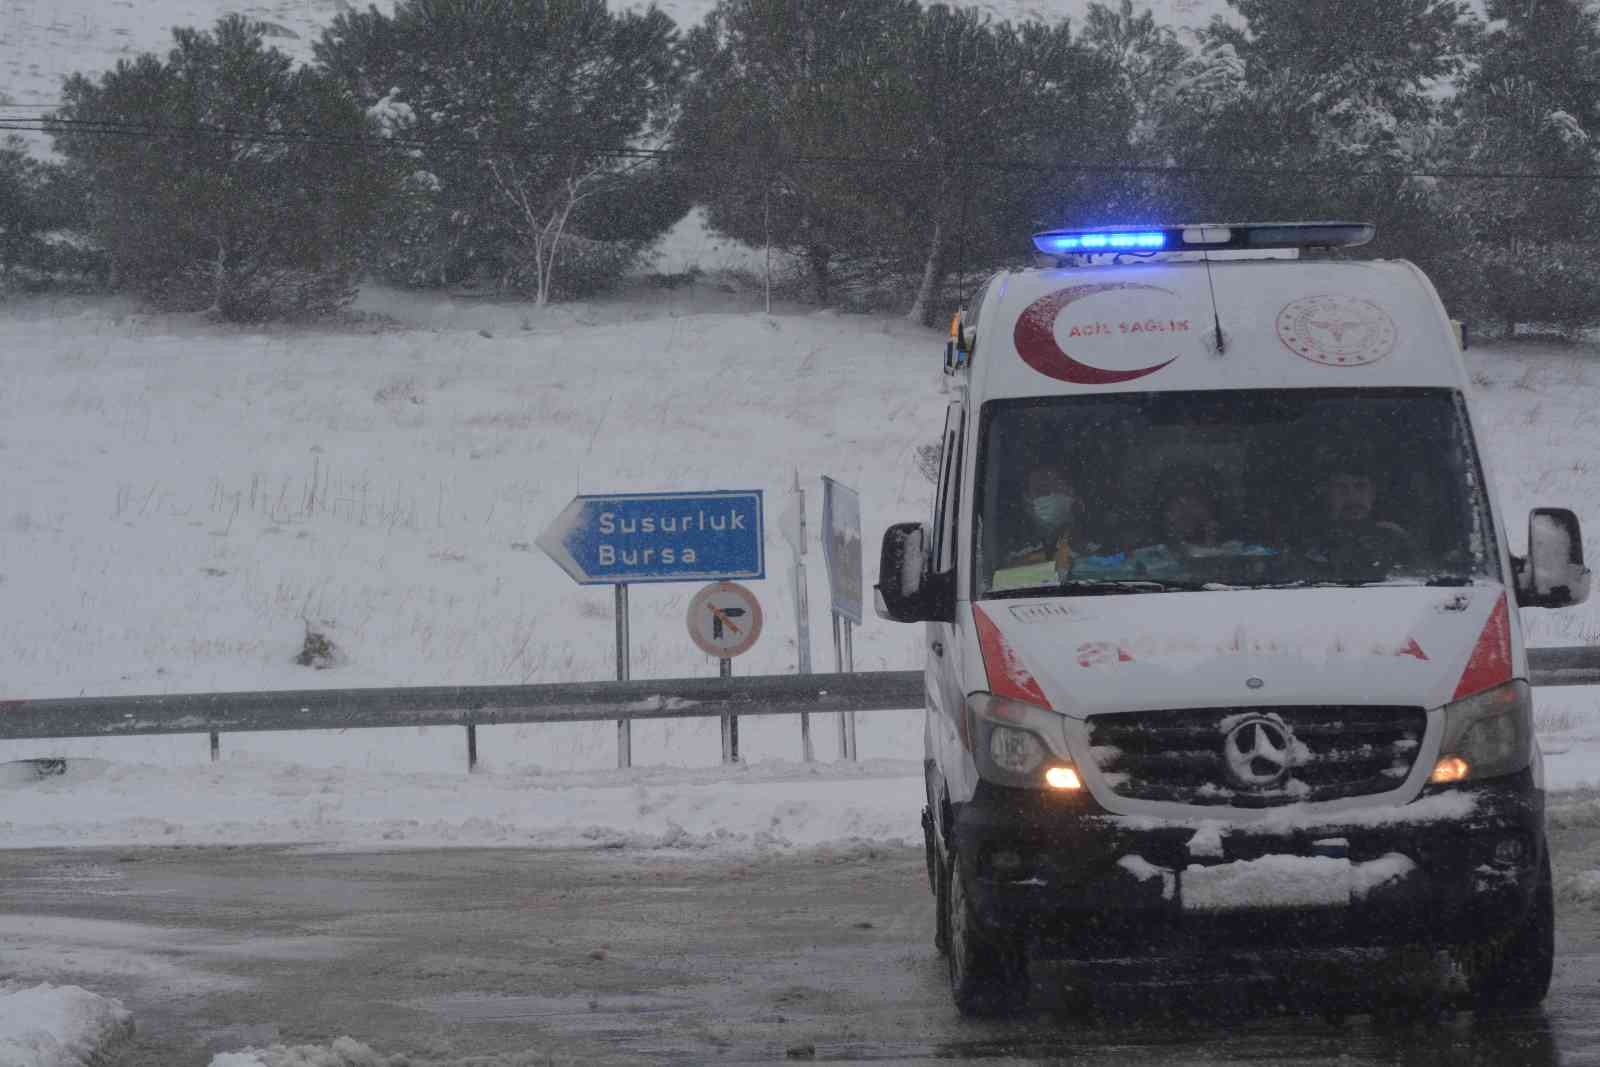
[927, 399, 972, 804]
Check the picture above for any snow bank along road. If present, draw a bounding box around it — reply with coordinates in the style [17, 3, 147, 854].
[3, 821, 1600, 1066]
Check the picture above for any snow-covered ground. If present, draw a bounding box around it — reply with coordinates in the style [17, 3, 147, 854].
[2, 283, 1600, 846]
[0, 284, 941, 760]
[209, 1038, 390, 1067]
[0, 273, 945, 853]
[0, 755, 922, 850]
[0, 983, 132, 1067]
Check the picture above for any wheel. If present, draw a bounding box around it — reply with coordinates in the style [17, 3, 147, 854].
[1466, 847, 1554, 1014]
[934, 841, 951, 957]
[928, 806, 950, 956]
[944, 847, 1029, 1016]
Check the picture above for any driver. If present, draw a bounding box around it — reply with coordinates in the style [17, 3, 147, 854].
[1001, 462, 1083, 575]
[1301, 447, 1415, 573]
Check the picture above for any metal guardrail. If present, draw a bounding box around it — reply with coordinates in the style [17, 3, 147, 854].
[1525, 646, 1600, 688]
[2, 646, 1598, 769]
[0, 671, 925, 769]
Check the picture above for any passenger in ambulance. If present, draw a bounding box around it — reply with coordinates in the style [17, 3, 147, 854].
[1300, 447, 1416, 575]
[1154, 464, 1225, 551]
[1125, 465, 1274, 577]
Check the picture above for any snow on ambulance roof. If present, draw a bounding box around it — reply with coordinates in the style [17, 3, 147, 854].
[974, 258, 1465, 401]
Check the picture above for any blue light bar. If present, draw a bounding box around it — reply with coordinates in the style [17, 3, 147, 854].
[1032, 222, 1376, 258]
[1033, 231, 1166, 255]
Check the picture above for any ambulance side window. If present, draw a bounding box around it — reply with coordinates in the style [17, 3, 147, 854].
[932, 402, 966, 574]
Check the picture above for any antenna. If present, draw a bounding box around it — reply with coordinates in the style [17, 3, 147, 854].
[956, 167, 973, 315]
[1202, 250, 1225, 355]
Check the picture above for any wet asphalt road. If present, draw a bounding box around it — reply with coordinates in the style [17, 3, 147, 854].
[1, 831, 1598, 1066]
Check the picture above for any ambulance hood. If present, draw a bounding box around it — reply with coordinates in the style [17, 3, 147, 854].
[973, 584, 1515, 717]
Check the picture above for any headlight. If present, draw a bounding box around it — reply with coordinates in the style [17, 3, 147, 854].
[989, 726, 1046, 774]
[1430, 680, 1533, 784]
[967, 693, 1081, 790]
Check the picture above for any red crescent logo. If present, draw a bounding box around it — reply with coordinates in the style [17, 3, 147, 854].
[1013, 283, 1181, 385]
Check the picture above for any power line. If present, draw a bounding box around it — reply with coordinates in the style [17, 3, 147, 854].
[4, 113, 1600, 183]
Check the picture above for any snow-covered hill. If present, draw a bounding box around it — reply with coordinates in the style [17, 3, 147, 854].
[0, 282, 947, 774]
[2, 279, 1600, 761]
[1, 277, 1599, 853]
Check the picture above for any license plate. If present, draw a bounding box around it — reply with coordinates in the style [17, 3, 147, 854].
[1181, 855, 1352, 911]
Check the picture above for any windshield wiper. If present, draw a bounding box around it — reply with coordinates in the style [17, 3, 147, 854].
[987, 579, 1208, 599]
[990, 574, 1483, 598]
[1255, 575, 1475, 590]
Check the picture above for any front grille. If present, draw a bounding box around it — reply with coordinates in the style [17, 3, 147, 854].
[1086, 706, 1426, 808]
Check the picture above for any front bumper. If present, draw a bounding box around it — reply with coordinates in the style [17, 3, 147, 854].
[952, 771, 1544, 959]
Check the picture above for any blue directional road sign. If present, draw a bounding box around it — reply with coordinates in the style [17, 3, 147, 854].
[537, 490, 765, 585]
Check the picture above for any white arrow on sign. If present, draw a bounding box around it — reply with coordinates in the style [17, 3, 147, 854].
[535, 496, 594, 585]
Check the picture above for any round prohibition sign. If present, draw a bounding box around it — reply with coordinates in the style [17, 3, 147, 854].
[687, 581, 763, 659]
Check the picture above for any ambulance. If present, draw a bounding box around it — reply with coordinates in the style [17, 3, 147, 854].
[874, 223, 1591, 1016]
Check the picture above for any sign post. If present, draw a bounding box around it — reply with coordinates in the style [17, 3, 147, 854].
[615, 583, 630, 766]
[778, 472, 815, 761]
[821, 477, 863, 761]
[687, 581, 764, 764]
[539, 490, 765, 768]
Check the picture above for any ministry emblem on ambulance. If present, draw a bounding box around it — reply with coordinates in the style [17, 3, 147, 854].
[1276, 295, 1397, 367]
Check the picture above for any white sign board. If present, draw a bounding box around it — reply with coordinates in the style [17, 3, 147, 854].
[687, 581, 764, 659]
[821, 477, 863, 625]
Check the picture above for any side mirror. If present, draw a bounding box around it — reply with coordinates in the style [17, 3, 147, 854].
[1517, 507, 1591, 608]
[943, 311, 974, 375]
[874, 522, 955, 623]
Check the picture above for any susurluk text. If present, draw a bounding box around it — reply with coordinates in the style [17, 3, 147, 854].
[595, 507, 748, 567]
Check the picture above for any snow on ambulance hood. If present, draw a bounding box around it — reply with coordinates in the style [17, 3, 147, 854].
[978, 585, 1514, 717]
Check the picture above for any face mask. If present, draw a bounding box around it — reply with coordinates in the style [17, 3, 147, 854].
[1031, 493, 1075, 528]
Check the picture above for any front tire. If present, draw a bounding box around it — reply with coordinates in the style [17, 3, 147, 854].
[1466, 847, 1554, 1013]
[944, 847, 1029, 1016]
[934, 844, 951, 957]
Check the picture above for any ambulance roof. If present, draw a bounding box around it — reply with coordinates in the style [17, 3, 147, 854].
[969, 257, 1464, 402]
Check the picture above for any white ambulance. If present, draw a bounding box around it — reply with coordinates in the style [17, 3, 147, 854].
[874, 222, 1591, 1016]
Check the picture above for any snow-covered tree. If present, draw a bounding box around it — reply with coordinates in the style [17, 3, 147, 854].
[674, 0, 923, 304]
[49, 16, 387, 320]
[1159, 0, 1480, 247]
[0, 136, 80, 283]
[315, 0, 687, 301]
[1082, 0, 1190, 151]
[679, 0, 1130, 319]
[1432, 0, 1600, 335]
[886, 11, 1132, 325]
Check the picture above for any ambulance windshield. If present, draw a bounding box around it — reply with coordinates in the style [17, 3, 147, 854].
[975, 388, 1498, 598]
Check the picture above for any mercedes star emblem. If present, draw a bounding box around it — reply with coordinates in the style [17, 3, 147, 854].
[1222, 716, 1292, 789]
